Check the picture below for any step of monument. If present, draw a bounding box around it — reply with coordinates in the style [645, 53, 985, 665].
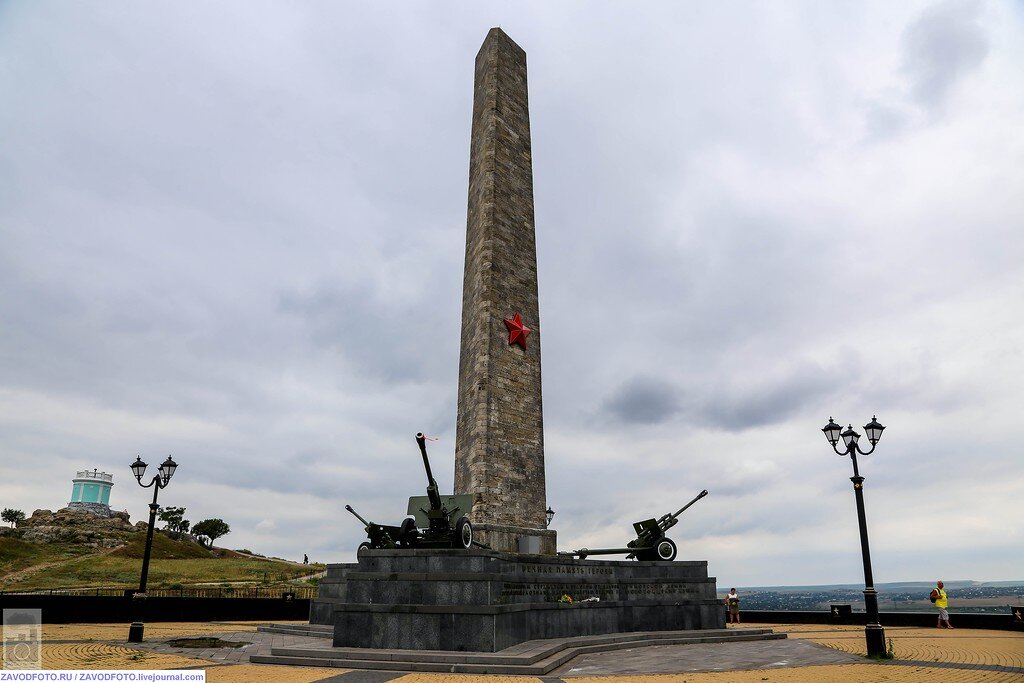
[256, 623, 333, 638]
[250, 628, 786, 674]
[267, 628, 780, 663]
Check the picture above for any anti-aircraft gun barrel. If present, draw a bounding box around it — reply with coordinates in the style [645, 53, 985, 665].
[345, 504, 371, 528]
[416, 432, 443, 511]
[409, 432, 474, 549]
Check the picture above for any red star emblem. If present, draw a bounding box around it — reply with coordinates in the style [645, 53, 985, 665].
[503, 312, 531, 350]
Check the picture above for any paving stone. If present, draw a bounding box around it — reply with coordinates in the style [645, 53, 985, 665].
[317, 672, 408, 683]
[550, 639, 862, 675]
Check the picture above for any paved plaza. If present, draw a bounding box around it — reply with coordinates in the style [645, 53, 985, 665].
[24, 621, 1024, 682]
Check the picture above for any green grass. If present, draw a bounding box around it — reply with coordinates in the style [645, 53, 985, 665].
[0, 535, 324, 592]
[109, 533, 213, 560]
[7, 556, 316, 591]
[0, 538, 93, 574]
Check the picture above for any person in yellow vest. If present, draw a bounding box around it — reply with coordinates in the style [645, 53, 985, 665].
[932, 580, 953, 629]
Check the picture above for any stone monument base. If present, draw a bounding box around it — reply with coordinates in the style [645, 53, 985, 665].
[310, 548, 723, 651]
[472, 523, 556, 554]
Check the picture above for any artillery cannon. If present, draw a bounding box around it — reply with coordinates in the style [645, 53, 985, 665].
[558, 489, 708, 561]
[344, 504, 413, 552]
[346, 433, 475, 553]
[403, 432, 475, 549]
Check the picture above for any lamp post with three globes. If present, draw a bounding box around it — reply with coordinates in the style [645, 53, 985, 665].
[821, 416, 887, 658]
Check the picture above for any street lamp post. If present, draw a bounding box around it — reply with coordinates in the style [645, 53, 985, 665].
[545, 507, 555, 528]
[822, 416, 887, 658]
[127, 455, 178, 643]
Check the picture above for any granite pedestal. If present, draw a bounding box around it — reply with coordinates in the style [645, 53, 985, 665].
[310, 549, 723, 651]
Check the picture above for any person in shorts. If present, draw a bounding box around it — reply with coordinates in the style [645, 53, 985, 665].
[724, 588, 740, 625]
[933, 580, 952, 628]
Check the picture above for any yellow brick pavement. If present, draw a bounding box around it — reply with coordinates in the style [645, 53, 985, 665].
[566, 667, 1023, 682]
[283, 667, 1024, 683]
[43, 620, 267, 641]
[773, 622, 1024, 669]
[204, 663, 349, 683]
[40, 642, 206, 670]
[16, 622, 1024, 682]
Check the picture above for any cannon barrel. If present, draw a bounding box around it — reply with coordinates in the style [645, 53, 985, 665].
[415, 433, 436, 483]
[663, 489, 709, 523]
[415, 432, 443, 510]
[654, 490, 708, 533]
[345, 504, 371, 528]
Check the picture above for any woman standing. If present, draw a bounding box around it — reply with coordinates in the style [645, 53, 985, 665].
[724, 588, 740, 625]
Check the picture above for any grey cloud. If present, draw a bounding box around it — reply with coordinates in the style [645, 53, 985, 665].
[596, 356, 851, 434]
[277, 278, 460, 386]
[901, 0, 989, 110]
[696, 360, 835, 431]
[863, 101, 910, 140]
[602, 376, 681, 424]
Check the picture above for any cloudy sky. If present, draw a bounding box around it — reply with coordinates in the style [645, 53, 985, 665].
[2, 1, 1022, 587]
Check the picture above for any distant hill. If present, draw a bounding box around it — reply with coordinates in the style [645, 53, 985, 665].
[724, 580, 1024, 613]
[735, 580, 1024, 593]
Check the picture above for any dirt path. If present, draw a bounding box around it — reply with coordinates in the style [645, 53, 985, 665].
[229, 549, 305, 564]
[225, 549, 325, 582]
[291, 569, 327, 583]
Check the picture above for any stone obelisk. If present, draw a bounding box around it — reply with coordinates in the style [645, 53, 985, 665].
[454, 28, 555, 555]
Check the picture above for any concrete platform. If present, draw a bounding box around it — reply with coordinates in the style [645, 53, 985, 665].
[249, 627, 786, 674]
[551, 637, 863, 676]
[311, 549, 724, 651]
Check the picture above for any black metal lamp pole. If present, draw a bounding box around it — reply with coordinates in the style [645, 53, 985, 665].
[822, 416, 886, 658]
[127, 455, 178, 643]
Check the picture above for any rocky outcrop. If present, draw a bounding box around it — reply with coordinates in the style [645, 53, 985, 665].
[67, 501, 113, 517]
[18, 508, 139, 548]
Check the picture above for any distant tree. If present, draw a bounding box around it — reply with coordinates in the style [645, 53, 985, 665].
[192, 518, 230, 547]
[157, 506, 190, 534]
[1, 508, 26, 527]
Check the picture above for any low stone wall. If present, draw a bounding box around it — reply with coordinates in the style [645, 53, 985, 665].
[741, 609, 1020, 631]
[0, 594, 309, 624]
[308, 562, 356, 625]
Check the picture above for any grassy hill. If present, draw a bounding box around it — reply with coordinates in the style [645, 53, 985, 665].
[0, 534, 323, 593]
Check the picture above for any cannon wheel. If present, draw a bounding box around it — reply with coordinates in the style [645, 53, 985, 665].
[357, 542, 372, 556]
[454, 516, 473, 549]
[399, 517, 418, 547]
[655, 538, 677, 561]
